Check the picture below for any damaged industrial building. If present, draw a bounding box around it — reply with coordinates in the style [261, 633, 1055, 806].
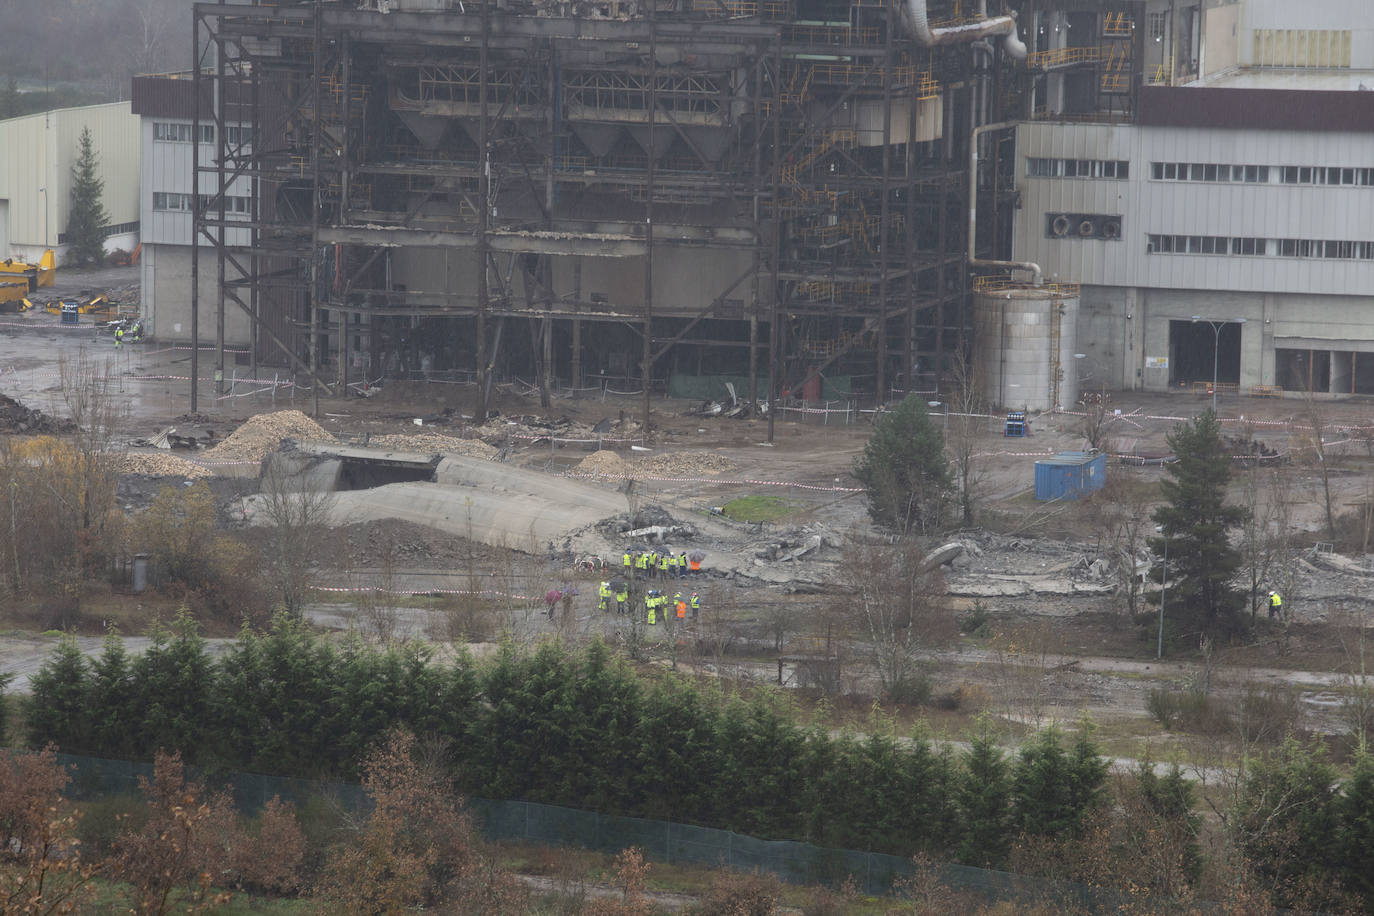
[136, 0, 1371, 416]
[139, 0, 1051, 418]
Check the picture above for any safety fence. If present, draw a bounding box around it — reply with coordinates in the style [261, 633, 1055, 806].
[48, 752, 1159, 909]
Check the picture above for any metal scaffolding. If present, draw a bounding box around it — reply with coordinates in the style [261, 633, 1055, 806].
[189, 0, 1050, 422]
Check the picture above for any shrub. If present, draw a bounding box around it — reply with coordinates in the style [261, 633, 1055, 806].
[1235, 684, 1301, 745]
[697, 868, 785, 916]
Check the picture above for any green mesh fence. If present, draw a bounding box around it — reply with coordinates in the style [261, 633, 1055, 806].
[50, 753, 1181, 909]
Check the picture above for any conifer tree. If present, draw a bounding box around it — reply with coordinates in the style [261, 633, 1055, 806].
[958, 728, 1012, 865]
[1151, 409, 1249, 640]
[25, 636, 91, 752]
[65, 127, 108, 266]
[852, 395, 953, 534]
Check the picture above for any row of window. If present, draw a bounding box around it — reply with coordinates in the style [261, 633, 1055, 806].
[153, 122, 253, 145]
[1151, 163, 1271, 183]
[1147, 234, 1374, 260]
[54, 221, 139, 245]
[1150, 162, 1374, 186]
[1026, 157, 1130, 179]
[152, 193, 251, 214]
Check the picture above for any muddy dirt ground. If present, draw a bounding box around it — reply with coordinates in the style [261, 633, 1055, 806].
[7, 264, 1374, 766]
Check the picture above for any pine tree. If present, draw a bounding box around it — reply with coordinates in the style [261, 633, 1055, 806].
[25, 636, 92, 752]
[852, 395, 953, 534]
[65, 126, 108, 266]
[958, 728, 1012, 865]
[1151, 409, 1249, 641]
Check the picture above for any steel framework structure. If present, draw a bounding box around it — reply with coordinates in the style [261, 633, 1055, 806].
[191, 0, 1004, 432]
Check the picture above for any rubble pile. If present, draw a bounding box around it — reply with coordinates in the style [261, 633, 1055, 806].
[574, 450, 629, 475]
[595, 505, 696, 540]
[367, 433, 497, 460]
[0, 393, 72, 434]
[117, 452, 213, 479]
[478, 413, 618, 444]
[634, 451, 737, 477]
[201, 410, 336, 462]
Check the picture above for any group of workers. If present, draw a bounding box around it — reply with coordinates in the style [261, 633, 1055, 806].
[622, 547, 701, 581]
[595, 579, 701, 623]
[643, 589, 700, 625]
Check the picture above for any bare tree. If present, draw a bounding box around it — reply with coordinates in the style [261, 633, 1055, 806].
[1089, 472, 1155, 618]
[57, 349, 125, 556]
[831, 540, 956, 703]
[1300, 394, 1338, 541]
[1238, 454, 1285, 624]
[1079, 389, 1114, 452]
[257, 461, 337, 617]
[945, 350, 985, 526]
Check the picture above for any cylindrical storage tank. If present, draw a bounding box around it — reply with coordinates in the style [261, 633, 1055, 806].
[973, 285, 1080, 411]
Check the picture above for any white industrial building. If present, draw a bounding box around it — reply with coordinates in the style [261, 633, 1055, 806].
[1012, 0, 1374, 397]
[0, 102, 141, 264]
[132, 74, 253, 346]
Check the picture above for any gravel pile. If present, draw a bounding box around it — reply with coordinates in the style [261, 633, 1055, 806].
[117, 452, 213, 479]
[201, 410, 336, 462]
[635, 451, 737, 476]
[574, 450, 629, 475]
[367, 433, 497, 460]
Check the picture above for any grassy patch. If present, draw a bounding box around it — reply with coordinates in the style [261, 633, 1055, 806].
[720, 495, 799, 523]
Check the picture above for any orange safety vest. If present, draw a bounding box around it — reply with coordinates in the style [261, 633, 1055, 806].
[689, 559, 701, 571]
[676, 600, 686, 618]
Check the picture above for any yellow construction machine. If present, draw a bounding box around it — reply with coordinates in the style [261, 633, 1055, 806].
[0, 250, 56, 293]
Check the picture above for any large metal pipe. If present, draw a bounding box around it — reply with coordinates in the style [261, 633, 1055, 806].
[969, 120, 1043, 285]
[901, 0, 1027, 58]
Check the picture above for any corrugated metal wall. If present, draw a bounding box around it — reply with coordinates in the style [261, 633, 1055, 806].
[0, 102, 139, 253]
[1013, 120, 1374, 297]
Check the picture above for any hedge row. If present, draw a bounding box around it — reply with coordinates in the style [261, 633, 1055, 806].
[18, 615, 1110, 865]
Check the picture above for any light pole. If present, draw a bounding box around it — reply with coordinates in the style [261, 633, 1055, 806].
[37, 187, 47, 248]
[1191, 316, 1245, 413]
[1156, 525, 1168, 658]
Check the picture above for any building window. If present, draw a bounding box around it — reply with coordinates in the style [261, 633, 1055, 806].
[197, 194, 252, 215]
[152, 192, 193, 211]
[225, 125, 253, 147]
[1148, 234, 1265, 256]
[1279, 166, 1374, 186]
[153, 122, 214, 143]
[1151, 162, 1271, 183]
[1148, 11, 1166, 41]
[1026, 157, 1129, 179]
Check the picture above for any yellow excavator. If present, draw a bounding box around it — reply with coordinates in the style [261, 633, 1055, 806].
[0, 250, 56, 291]
[0, 251, 54, 312]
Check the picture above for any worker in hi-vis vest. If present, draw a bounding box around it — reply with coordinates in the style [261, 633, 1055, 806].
[1268, 590, 1283, 619]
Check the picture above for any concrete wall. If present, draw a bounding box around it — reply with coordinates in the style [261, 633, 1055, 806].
[142, 242, 253, 347]
[1202, 3, 1241, 77]
[0, 102, 139, 260]
[1071, 283, 1374, 394]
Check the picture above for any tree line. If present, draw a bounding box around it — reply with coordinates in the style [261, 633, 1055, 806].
[11, 616, 1374, 909]
[17, 615, 1105, 867]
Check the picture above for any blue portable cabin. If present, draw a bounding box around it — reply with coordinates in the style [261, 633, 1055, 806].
[1034, 450, 1106, 501]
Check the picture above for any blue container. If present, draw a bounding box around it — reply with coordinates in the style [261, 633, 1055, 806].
[1034, 451, 1106, 501]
